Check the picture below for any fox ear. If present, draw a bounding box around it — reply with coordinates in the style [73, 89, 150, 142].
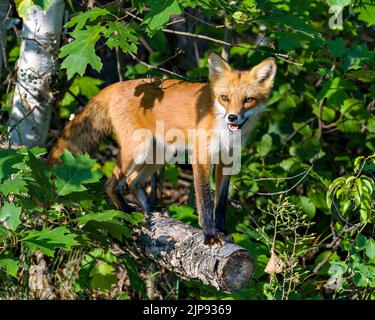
[251, 58, 277, 89]
[208, 53, 231, 80]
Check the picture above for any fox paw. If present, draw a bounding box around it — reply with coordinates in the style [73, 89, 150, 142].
[203, 232, 233, 246]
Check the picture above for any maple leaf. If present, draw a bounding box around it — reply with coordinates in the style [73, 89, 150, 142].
[59, 26, 104, 79]
[22, 227, 80, 257]
[103, 22, 138, 54]
[54, 150, 102, 196]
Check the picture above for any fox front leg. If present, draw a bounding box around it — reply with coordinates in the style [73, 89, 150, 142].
[214, 163, 231, 233]
[192, 162, 216, 244]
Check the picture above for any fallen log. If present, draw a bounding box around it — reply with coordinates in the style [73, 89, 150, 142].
[129, 211, 254, 293]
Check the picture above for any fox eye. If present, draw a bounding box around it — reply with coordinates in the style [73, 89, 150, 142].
[221, 95, 229, 102]
[244, 97, 256, 104]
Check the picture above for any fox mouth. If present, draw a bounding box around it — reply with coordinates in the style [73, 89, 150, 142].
[227, 117, 250, 133]
[228, 123, 240, 133]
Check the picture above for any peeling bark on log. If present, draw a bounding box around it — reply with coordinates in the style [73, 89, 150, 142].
[130, 212, 254, 293]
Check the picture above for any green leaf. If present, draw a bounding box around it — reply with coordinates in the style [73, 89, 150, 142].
[22, 227, 79, 257]
[337, 119, 362, 133]
[276, 32, 302, 51]
[123, 253, 145, 294]
[326, 0, 351, 9]
[356, 234, 367, 249]
[328, 260, 348, 277]
[0, 226, 10, 241]
[343, 44, 371, 71]
[169, 204, 197, 225]
[0, 202, 21, 231]
[75, 210, 135, 241]
[89, 261, 117, 291]
[0, 257, 20, 277]
[327, 38, 346, 58]
[354, 3, 375, 26]
[59, 26, 104, 79]
[0, 176, 27, 196]
[15, 0, 34, 20]
[257, 134, 272, 157]
[346, 70, 375, 83]
[54, 150, 102, 196]
[65, 7, 110, 29]
[34, 0, 53, 10]
[27, 151, 54, 201]
[163, 164, 179, 187]
[0, 149, 24, 182]
[365, 238, 375, 259]
[298, 196, 316, 219]
[122, 211, 144, 225]
[132, 0, 145, 13]
[142, 0, 182, 35]
[15, 0, 54, 20]
[70, 76, 103, 99]
[103, 22, 138, 54]
[75, 210, 127, 225]
[318, 77, 351, 107]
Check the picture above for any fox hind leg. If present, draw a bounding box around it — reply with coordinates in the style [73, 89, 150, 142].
[126, 164, 162, 213]
[105, 165, 134, 212]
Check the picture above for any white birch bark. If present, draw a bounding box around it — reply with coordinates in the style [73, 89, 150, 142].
[0, 0, 9, 78]
[9, 0, 65, 147]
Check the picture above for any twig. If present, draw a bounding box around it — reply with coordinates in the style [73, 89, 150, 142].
[221, 17, 232, 61]
[67, 89, 87, 106]
[139, 36, 153, 53]
[282, 117, 316, 147]
[167, 18, 186, 26]
[232, 162, 315, 196]
[184, 10, 225, 29]
[317, 98, 325, 141]
[233, 169, 309, 184]
[128, 52, 190, 80]
[115, 0, 125, 81]
[6, 79, 43, 136]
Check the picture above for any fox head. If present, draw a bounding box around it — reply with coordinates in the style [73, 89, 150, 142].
[208, 53, 276, 133]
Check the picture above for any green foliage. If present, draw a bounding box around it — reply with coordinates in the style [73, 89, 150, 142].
[2, 0, 375, 301]
[327, 155, 375, 224]
[0, 150, 145, 298]
[59, 7, 139, 79]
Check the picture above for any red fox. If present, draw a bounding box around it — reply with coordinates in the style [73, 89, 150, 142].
[47, 53, 276, 244]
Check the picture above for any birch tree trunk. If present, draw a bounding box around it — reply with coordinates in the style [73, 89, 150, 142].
[9, 0, 65, 147]
[0, 0, 9, 78]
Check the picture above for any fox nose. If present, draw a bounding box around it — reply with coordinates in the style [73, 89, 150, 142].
[228, 114, 238, 122]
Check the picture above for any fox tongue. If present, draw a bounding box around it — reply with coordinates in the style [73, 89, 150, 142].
[228, 123, 239, 132]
